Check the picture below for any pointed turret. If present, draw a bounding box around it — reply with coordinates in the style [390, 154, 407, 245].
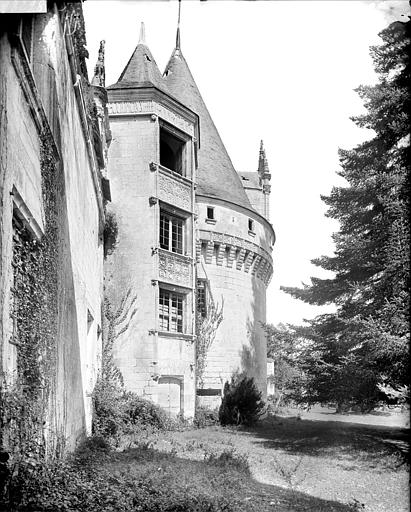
[163, 36, 252, 208]
[108, 22, 166, 91]
[92, 40, 106, 87]
[258, 140, 271, 180]
[257, 140, 271, 219]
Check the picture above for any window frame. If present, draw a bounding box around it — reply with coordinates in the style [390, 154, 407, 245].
[158, 288, 185, 334]
[159, 208, 185, 255]
[159, 123, 187, 177]
[206, 207, 214, 220]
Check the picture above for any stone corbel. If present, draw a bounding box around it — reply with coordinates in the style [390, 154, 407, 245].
[204, 241, 214, 264]
[244, 251, 255, 273]
[216, 244, 226, 266]
[236, 248, 246, 270]
[251, 255, 262, 275]
[226, 245, 236, 268]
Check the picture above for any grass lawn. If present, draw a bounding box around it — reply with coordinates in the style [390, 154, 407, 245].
[119, 408, 409, 512]
[6, 408, 408, 511]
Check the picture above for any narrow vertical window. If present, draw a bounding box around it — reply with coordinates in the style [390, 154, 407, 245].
[207, 207, 214, 220]
[248, 219, 254, 232]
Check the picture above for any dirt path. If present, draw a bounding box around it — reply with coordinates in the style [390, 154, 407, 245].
[168, 412, 409, 512]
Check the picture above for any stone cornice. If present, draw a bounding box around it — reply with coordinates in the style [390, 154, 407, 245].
[107, 86, 200, 144]
[198, 229, 272, 264]
[197, 230, 273, 286]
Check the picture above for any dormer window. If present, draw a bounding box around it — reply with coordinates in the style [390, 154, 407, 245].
[160, 126, 185, 175]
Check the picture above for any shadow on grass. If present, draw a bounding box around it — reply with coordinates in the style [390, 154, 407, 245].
[105, 446, 357, 512]
[243, 416, 409, 470]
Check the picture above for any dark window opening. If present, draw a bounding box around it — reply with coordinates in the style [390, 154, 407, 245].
[248, 219, 254, 232]
[160, 210, 184, 254]
[197, 280, 207, 318]
[159, 289, 183, 333]
[206, 207, 214, 220]
[160, 127, 185, 175]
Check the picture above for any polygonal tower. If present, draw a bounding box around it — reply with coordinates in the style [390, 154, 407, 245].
[105, 24, 199, 418]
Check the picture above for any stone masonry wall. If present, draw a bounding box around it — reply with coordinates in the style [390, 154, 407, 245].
[105, 107, 196, 418]
[0, 8, 104, 447]
[196, 198, 274, 407]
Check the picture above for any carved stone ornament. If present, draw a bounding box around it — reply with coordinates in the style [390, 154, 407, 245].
[158, 173, 191, 211]
[159, 252, 192, 287]
[108, 101, 194, 136]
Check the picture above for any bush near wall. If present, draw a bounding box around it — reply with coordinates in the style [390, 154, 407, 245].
[219, 375, 266, 427]
[92, 379, 174, 443]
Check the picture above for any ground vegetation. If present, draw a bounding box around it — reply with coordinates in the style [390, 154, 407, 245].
[219, 375, 266, 426]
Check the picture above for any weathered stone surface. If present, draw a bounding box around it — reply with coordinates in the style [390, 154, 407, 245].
[0, 8, 106, 447]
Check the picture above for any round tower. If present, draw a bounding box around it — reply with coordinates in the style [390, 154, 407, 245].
[164, 40, 275, 407]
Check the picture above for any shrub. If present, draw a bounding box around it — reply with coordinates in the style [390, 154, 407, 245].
[122, 392, 172, 431]
[194, 406, 219, 428]
[204, 447, 250, 473]
[92, 379, 175, 444]
[219, 375, 265, 426]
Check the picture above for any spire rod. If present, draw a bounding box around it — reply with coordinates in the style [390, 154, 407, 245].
[176, 0, 181, 50]
[139, 21, 146, 44]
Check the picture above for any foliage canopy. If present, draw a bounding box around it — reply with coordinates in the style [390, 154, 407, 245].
[280, 19, 410, 409]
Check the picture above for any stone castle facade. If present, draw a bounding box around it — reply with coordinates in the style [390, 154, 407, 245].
[0, 2, 274, 447]
[105, 24, 275, 418]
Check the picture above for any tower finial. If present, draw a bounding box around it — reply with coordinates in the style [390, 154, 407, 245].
[92, 40, 106, 87]
[139, 21, 146, 44]
[176, 0, 181, 50]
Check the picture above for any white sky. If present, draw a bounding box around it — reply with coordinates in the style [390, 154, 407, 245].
[83, 0, 409, 326]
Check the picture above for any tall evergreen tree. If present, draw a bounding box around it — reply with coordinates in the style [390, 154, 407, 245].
[281, 18, 410, 408]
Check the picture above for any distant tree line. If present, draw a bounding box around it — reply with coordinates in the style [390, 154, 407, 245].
[267, 17, 410, 412]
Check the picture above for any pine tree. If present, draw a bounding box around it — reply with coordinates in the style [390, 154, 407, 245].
[281, 19, 410, 408]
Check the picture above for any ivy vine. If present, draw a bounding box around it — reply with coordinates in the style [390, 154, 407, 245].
[1, 131, 59, 460]
[195, 286, 223, 390]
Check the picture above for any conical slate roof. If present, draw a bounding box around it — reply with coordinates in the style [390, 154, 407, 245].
[164, 48, 252, 208]
[108, 24, 166, 91]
